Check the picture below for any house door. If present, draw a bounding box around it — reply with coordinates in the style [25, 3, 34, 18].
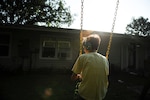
[128, 43, 136, 71]
[18, 39, 30, 71]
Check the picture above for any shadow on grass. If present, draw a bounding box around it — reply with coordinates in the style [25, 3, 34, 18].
[0, 70, 149, 100]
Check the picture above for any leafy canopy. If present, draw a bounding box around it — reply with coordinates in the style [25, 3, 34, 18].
[125, 17, 150, 36]
[0, 0, 73, 27]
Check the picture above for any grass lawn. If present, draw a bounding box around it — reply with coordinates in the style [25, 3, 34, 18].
[0, 70, 149, 100]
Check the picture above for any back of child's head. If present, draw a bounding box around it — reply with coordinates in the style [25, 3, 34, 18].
[83, 34, 101, 51]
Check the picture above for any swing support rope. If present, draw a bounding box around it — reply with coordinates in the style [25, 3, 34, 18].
[79, 0, 119, 59]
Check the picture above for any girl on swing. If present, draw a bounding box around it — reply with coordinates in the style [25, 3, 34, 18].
[71, 34, 109, 100]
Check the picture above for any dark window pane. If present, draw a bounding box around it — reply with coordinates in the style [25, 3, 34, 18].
[42, 47, 55, 57]
[0, 34, 10, 44]
[0, 46, 9, 56]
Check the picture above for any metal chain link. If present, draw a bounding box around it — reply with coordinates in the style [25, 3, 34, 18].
[80, 0, 84, 31]
[106, 0, 119, 59]
[79, 0, 84, 55]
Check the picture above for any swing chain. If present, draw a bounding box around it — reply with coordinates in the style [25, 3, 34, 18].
[79, 0, 84, 55]
[111, 0, 119, 33]
[106, 0, 119, 59]
[80, 0, 84, 31]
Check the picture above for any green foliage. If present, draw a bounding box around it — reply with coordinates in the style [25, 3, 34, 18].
[125, 17, 150, 36]
[0, 0, 73, 27]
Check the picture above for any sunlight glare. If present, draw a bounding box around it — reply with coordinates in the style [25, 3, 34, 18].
[65, 0, 150, 34]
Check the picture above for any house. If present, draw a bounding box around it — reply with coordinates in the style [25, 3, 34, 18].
[0, 25, 150, 73]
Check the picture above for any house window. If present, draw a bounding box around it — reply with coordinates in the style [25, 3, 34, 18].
[0, 34, 10, 57]
[58, 41, 71, 58]
[41, 38, 72, 60]
[42, 41, 56, 57]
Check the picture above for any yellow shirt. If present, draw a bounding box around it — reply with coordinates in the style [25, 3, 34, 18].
[72, 52, 109, 100]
